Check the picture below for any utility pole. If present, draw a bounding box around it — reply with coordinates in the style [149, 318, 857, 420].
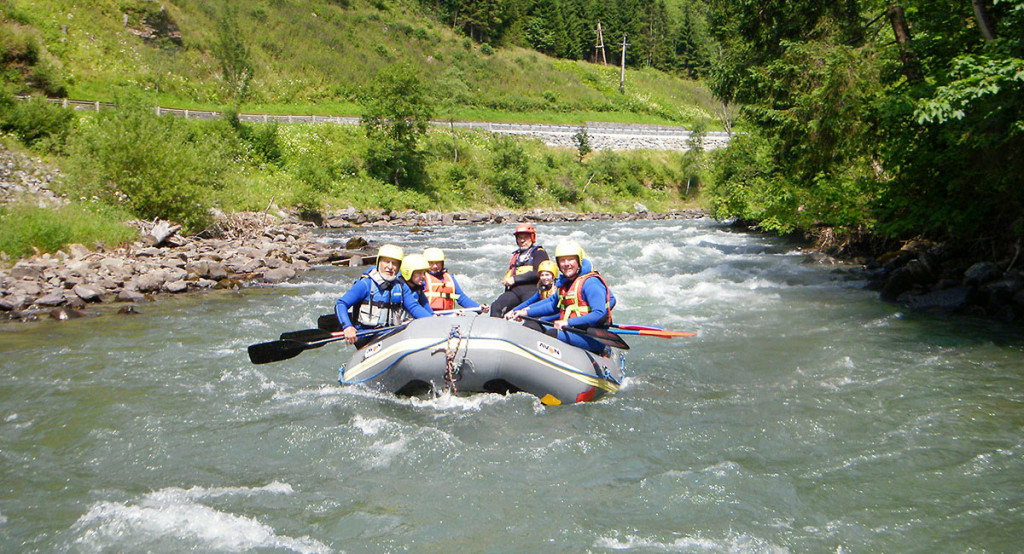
[594, 21, 607, 65]
[619, 33, 629, 93]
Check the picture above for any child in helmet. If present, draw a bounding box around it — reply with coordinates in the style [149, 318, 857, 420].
[505, 259, 558, 318]
[400, 253, 433, 313]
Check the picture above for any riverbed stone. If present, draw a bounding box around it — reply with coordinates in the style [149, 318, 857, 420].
[72, 284, 104, 302]
[163, 279, 188, 293]
[117, 289, 146, 303]
[34, 291, 66, 306]
[964, 262, 1002, 286]
[262, 267, 296, 283]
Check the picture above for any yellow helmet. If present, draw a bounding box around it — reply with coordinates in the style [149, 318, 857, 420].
[537, 260, 558, 276]
[423, 247, 445, 263]
[400, 253, 429, 281]
[554, 240, 585, 261]
[377, 244, 404, 264]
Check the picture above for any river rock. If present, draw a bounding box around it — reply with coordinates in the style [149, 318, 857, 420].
[117, 289, 147, 303]
[900, 287, 971, 312]
[262, 267, 296, 283]
[964, 262, 1002, 286]
[72, 284, 104, 302]
[163, 279, 188, 293]
[34, 291, 66, 307]
[132, 269, 168, 292]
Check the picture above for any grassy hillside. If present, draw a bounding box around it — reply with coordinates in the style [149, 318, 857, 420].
[1, 0, 720, 126]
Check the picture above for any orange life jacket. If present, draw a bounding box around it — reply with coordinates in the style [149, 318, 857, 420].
[557, 271, 612, 324]
[424, 271, 459, 310]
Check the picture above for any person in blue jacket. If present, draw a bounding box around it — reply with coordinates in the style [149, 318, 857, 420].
[507, 241, 615, 353]
[506, 259, 560, 318]
[335, 244, 433, 346]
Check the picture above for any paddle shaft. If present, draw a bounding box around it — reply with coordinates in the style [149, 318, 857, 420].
[520, 316, 629, 350]
[249, 325, 404, 365]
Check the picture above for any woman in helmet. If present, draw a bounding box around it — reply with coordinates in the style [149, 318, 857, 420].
[490, 223, 549, 317]
[334, 244, 433, 347]
[504, 259, 558, 317]
[400, 253, 433, 312]
[507, 240, 615, 353]
[422, 247, 484, 311]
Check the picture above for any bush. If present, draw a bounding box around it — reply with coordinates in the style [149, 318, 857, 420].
[62, 93, 226, 232]
[0, 201, 137, 259]
[489, 136, 532, 203]
[0, 89, 74, 151]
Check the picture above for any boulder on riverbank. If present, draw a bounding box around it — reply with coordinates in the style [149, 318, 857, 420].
[866, 240, 1024, 321]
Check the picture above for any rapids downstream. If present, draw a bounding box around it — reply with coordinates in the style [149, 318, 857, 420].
[1, 218, 1022, 552]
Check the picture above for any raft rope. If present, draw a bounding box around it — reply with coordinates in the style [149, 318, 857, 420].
[443, 325, 465, 395]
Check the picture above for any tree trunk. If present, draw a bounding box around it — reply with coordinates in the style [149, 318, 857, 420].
[449, 119, 459, 163]
[971, 0, 997, 41]
[887, 5, 921, 83]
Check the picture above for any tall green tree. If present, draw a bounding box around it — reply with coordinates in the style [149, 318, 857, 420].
[704, 0, 1023, 253]
[361, 64, 435, 188]
[213, 3, 254, 104]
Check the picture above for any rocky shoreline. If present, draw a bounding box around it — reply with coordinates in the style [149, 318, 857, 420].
[0, 203, 706, 323]
[3, 147, 1021, 326]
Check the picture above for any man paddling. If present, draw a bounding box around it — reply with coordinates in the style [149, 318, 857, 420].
[334, 244, 433, 347]
[507, 241, 615, 354]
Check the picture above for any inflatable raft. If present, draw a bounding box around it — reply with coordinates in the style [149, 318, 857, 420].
[338, 313, 625, 405]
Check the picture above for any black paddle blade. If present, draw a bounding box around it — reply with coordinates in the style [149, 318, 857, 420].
[317, 313, 343, 331]
[280, 328, 335, 342]
[248, 340, 309, 364]
[587, 327, 630, 350]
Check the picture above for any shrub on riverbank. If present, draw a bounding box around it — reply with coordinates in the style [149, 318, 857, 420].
[1, 100, 698, 260]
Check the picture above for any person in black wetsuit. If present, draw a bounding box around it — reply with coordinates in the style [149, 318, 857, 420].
[490, 223, 549, 317]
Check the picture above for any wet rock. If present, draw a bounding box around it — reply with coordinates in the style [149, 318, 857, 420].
[50, 307, 86, 320]
[345, 237, 368, 250]
[900, 287, 971, 312]
[117, 305, 140, 315]
[964, 262, 1002, 287]
[880, 259, 936, 302]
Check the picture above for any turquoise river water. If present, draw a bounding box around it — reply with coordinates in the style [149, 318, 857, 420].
[1, 218, 1022, 552]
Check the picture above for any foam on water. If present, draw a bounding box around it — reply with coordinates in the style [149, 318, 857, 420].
[595, 531, 789, 553]
[69, 483, 330, 553]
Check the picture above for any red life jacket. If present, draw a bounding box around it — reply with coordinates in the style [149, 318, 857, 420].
[557, 271, 612, 324]
[424, 271, 459, 310]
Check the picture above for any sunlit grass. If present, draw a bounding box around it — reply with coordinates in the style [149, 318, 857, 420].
[0, 200, 138, 259]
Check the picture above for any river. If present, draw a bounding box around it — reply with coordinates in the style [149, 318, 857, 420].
[1, 218, 1022, 552]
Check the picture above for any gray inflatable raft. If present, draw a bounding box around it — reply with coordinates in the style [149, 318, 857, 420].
[339, 314, 626, 405]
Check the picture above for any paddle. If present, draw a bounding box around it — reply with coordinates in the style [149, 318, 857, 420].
[249, 324, 406, 365]
[520, 316, 630, 350]
[610, 327, 697, 338]
[315, 306, 484, 332]
[611, 323, 697, 337]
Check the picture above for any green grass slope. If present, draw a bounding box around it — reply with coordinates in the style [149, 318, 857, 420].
[2, 0, 719, 126]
